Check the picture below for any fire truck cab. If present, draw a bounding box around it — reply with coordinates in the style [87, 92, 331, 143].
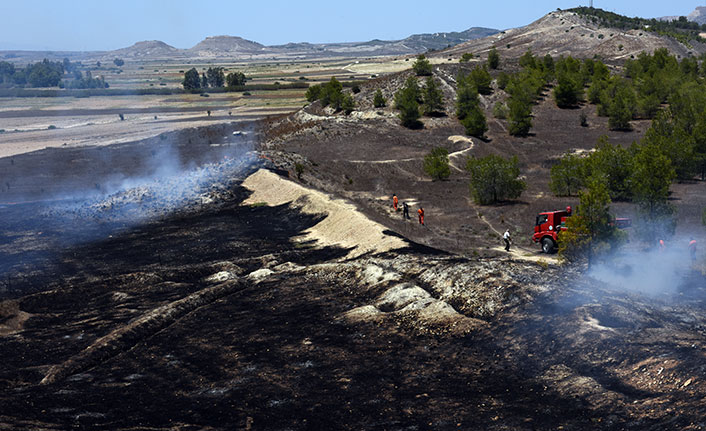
[532, 206, 572, 253]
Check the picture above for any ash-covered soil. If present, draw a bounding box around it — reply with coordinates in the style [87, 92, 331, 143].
[1, 172, 704, 430]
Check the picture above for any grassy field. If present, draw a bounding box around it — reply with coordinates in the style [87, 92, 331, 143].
[0, 55, 411, 158]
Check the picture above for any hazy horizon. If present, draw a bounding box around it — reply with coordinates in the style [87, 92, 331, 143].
[1, 0, 704, 52]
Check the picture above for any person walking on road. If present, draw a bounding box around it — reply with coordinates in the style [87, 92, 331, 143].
[503, 229, 512, 252]
[402, 202, 410, 220]
[392, 194, 398, 211]
[689, 237, 697, 262]
[417, 207, 424, 225]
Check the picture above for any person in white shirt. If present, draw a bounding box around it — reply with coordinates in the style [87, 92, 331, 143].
[503, 229, 511, 252]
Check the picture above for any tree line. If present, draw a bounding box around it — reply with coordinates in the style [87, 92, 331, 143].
[570, 6, 706, 44]
[182, 67, 247, 90]
[0, 58, 111, 89]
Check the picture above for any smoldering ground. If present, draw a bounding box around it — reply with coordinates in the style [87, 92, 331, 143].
[0, 122, 262, 288]
[587, 235, 704, 298]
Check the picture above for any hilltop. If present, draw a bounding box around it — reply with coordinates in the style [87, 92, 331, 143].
[436, 9, 705, 63]
[187, 35, 265, 57]
[108, 40, 185, 59]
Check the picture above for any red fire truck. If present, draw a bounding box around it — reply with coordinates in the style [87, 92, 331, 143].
[532, 206, 631, 253]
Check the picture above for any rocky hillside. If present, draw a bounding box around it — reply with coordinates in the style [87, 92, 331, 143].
[437, 10, 705, 63]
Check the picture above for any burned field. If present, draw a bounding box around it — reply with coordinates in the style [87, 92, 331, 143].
[0, 66, 705, 429]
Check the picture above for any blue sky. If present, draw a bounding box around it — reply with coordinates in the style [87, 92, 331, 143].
[1, 1, 704, 51]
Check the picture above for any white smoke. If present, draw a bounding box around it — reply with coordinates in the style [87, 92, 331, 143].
[587, 236, 699, 297]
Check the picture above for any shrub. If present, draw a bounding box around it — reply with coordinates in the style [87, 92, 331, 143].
[460, 53, 474, 63]
[373, 89, 386, 107]
[493, 102, 508, 119]
[341, 93, 355, 115]
[467, 155, 526, 204]
[306, 84, 322, 102]
[488, 47, 500, 69]
[423, 147, 451, 180]
[412, 55, 433, 76]
[496, 72, 510, 90]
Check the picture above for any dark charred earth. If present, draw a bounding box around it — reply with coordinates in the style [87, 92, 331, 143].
[0, 117, 705, 430]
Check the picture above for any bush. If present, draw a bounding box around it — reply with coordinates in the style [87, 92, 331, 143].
[341, 93, 355, 115]
[488, 47, 500, 69]
[306, 84, 322, 102]
[423, 147, 451, 180]
[460, 53, 474, 63]
[373, 89, 386, 108]
[467, 155, 526, 204]
[496, 72, 510, 90]
[493, 102, 508, 119]
[412, 55, 433, 76]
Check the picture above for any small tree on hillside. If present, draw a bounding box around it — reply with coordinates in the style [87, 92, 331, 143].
[456, 81, 487, 138]
[183, 68, 201, 90]
[201, 73, 208, 88]
[508, 98, 533, 136]
[306, 84, 322, 102]
[395, 77, 422, 128]
[412, 55, 433, 76]
[341, 93, 355, 115]
[554, 73, 583, 108]
[558, 177, 620, 267]
[584, 136, 634, 201]
[320, 77, 344, 110]
[468, 66, 492, 95]
[422, 77, 444, 116]
[487, 47, 500, 69]
[113, 58, 124, 67]
[630, 142, 677, 243]
[550, 153, 585, 197]
[608, 80, 636, 130]
[466, 155, 526, 204]
[460, 53, 474, 63]
[373, 88, 387, 107]
[423, 147, 451, 180]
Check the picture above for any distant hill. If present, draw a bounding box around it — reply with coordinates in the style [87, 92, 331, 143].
[436, 9, 706, 63]
[188, 36, 265, 57]
[661, 6, 706, 25]
[109, 40, 183, 59]
[1, 27, 499, 62]
[105, 27, 498, 61]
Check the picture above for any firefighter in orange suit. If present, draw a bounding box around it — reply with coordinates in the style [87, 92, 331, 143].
[418, 207, 424, 225]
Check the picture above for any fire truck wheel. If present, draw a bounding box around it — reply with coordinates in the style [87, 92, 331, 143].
[541, 238, 555, 254]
